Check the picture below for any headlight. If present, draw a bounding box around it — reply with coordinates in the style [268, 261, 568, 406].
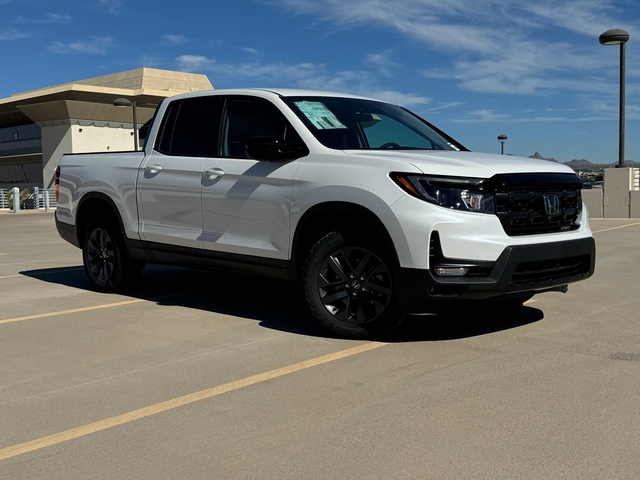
[391, 173, 495, 214]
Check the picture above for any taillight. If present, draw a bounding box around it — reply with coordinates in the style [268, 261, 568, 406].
[55, 166, 60, 202]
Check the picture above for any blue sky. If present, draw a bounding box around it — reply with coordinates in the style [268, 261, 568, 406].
[1, 0, 639, 164]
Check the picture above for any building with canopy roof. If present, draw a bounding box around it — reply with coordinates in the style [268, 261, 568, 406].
[0, 68, 213, 189]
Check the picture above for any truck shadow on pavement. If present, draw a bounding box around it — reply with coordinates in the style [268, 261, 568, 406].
[21, 264, 544, 342]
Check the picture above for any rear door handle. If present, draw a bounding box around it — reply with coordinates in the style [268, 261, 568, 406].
[204, 168, 225, 180]
[146, 164, 163, 174]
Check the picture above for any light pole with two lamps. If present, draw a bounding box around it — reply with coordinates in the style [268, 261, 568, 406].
[599, 28, 629, 168]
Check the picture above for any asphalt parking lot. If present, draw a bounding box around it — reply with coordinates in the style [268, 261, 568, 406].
[1, 212, 639, 479]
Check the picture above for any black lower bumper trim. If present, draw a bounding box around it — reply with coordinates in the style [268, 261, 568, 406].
[395, 237, 595, 313]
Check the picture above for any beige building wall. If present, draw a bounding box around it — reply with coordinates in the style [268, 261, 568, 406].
[70, 124, 135, 153]
[41, 124, 73, 188]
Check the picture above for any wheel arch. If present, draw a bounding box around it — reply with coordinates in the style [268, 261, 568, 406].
[74, 193, 151, 263]
[290, 201, 399, 280]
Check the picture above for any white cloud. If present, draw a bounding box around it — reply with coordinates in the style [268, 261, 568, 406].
[177, 55, 330, 86]
[0, 28, 30, 41]
[453, 108, 608, 125]
[176, 55, 216, 71]
[463, 109, 513, 123]
[98, 0, 121, 14]
[366, 50, 399, 77]
[13, 13, 71, 23]
[48, 36, 114, 55]
[423, 102, 464, 112]
[138, 54, 164, 67]
[363, 89, 430, 107]
[175, 54, 429, 105]
[263, 0, 639, 98]
[163, 35, 188, 46]
[240, 47, 260, 56]
[522, 1, 620, 36]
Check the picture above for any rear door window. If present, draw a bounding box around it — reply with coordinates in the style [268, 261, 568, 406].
[155, 96, 222, 157]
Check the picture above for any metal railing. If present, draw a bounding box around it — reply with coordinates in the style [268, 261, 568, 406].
[0, 187, 57, 212]
[0, 188, 8, 209]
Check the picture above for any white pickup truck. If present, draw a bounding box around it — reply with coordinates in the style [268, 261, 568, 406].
[55, 88, 595, 338]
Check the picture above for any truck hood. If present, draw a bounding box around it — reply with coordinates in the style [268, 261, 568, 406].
[344, 150, 575, 178]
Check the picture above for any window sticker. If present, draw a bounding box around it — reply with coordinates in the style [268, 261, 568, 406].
[294, 101, 347, 130]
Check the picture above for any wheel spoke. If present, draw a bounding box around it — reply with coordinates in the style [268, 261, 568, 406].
[320, 289, 349, 305]
[354, 295, 367, 324]
[349, 249, 373, 278]
[317, 271, 344, 290]
[326, 254, 348, 281]
[87, 237, 101, 257]
[101, 259, 113, 281]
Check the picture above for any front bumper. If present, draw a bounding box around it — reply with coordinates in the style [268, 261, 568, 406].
[394, 236, 595, 313]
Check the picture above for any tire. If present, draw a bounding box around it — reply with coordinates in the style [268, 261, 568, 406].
[302, 231, 402, 339]
[82, 220, 140, 292]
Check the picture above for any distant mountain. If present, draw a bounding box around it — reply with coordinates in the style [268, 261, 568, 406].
[529, 152, 558, 162]
[564, 159, 594, 168]
[528, 153, 640, 169]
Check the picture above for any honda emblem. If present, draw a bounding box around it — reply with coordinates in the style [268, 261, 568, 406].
[543, 193, 561, 217]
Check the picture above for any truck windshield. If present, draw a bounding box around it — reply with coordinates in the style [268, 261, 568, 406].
[283, 96, 466, 151]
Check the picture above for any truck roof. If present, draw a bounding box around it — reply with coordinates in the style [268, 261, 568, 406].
[166, 88, 378, 102]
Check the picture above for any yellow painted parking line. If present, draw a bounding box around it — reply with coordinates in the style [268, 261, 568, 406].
[0, 300, 146, 325]
[593, 221, 640, 234]
[0, 341, 386, 461]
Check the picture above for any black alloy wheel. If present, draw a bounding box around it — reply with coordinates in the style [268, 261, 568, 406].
[303, 232, 401, 338]
[86, 226, 116, 283]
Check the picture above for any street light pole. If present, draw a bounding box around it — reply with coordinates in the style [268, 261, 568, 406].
[497, 134, 508, 155]
[113, 98, 138, 151]
[599, 28, 629, 168]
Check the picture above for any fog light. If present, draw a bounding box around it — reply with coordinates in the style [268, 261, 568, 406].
[433, 267, 469, 277]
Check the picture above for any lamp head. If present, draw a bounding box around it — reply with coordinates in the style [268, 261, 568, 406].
[599, 29, 629, 46]
[113, 98, 133, 107]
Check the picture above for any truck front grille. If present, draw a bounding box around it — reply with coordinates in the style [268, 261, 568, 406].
[487, 173, 583, 236]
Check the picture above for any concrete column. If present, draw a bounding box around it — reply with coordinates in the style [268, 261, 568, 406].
[603, 168, 633, 218]
[582, 190, 603, 218]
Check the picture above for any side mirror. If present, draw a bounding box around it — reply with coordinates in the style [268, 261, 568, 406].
[245, 136, 308, 161]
